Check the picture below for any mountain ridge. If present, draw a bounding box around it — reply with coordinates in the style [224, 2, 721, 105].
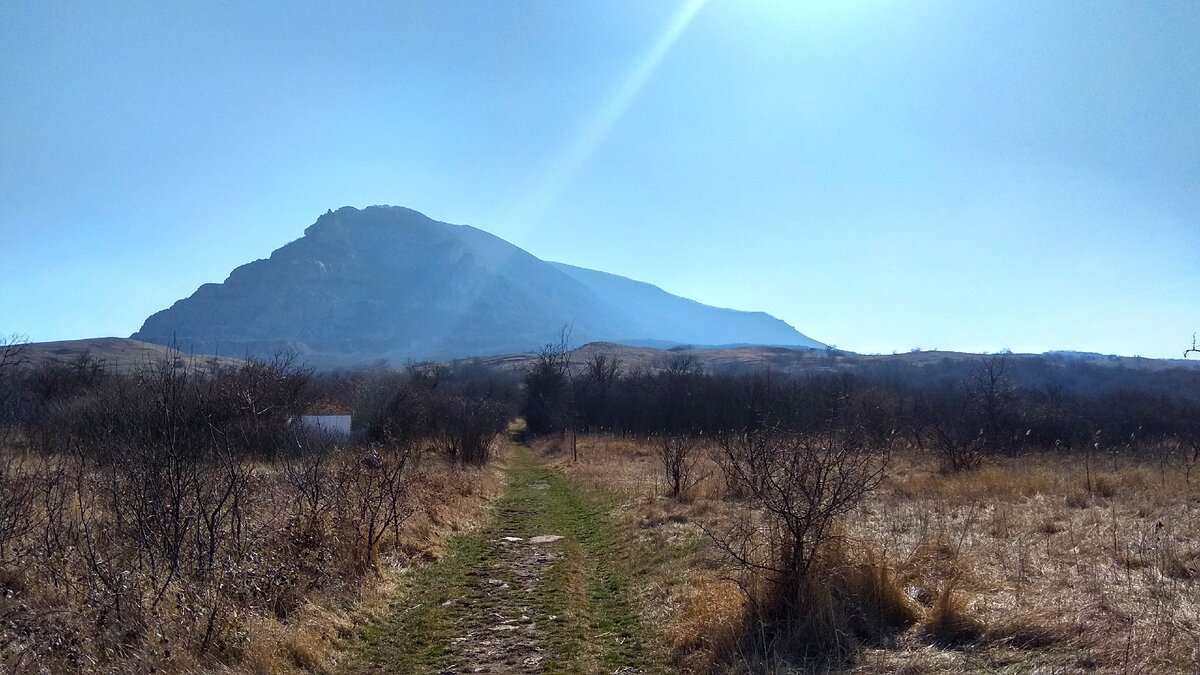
[132, 206, 823, 366]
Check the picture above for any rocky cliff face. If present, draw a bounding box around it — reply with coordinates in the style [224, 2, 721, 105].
[133, 206, 823, 366]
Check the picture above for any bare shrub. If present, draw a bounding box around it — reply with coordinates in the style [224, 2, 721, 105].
[0, 455, 34, 564]
[333, 442, 413, 575]
[521, 328, 572, 438]
[282, 428, 342, 547]
[915, 384, 987, 474]
[0, 334, 27, 443]
[362, 368, 510, 467]
[910, 356, 1025, 473]
[0, 348, 315, 661]
[712, 422, 899, 657]
[433, 393, 508, 466]
[362, 373, 436, 447]
[655, 434, 704, 500]
[0, 341, 511, 672]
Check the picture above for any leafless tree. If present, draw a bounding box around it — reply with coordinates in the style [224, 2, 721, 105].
[712, 422, 890, 651]
[283, 428, 342, 545]
[434, 392, 509, 465]
[969, 354, 1019, 456]
[521, 325, 574, 451]
[335, 442, 412, 575]
[655, 433, 704, 500]
[585, 351, 621, 384]
[0, 454, 35, 564]
[912, 355, 1019, 472]
[1187, 334, 1199, 358]
[576, 351, 622, 432]
[0, 333, 26, 371]
[920, 389, 987, 473]
[0, 334, 29, 442]
[716, 424, 888, 582]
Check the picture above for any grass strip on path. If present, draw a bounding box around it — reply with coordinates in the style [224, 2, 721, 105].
[343, 445, 664, 674]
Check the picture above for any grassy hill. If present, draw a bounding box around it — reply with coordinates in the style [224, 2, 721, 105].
[17, 337, 244, 372]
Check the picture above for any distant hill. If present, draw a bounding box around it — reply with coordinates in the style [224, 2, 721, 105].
[19, 339, 1199, 402]
[454, 342, 1200, 400]
[133, 206, 822, 366]
[16, 338, 244, 373]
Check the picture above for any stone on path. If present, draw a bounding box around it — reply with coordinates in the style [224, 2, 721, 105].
[529, 535, 564, 544]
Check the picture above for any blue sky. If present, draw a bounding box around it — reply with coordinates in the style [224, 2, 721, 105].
[1, 0, 1197, 358]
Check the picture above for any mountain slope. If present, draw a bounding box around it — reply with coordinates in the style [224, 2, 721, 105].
[133, 206, 822, 365]
[550, 263, 818, 349]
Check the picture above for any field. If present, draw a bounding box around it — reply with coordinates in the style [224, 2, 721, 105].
[0, 436, 502, 673]
[543, 435, 1200, 673]
[3, 430, 1198, 673]
[2, 341, 1199, 673]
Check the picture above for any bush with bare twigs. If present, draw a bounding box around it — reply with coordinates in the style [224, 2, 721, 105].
[0, 346, 501, 672]
[655, 433, 704, 500]
[712, 422, 912, 659]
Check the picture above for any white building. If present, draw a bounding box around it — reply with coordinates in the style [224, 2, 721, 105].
[299, 401, 352, 439]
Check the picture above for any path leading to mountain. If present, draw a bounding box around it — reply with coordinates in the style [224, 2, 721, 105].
[344, 446, 661, 674]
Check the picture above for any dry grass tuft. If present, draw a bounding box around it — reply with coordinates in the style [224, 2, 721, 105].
[840, 552, 923, 644]
[919, 583, 985, 647]
[664, 578, 747, 673]
[1064, 490, 1090, 509]
[984, 610, 1080, 651]
[1159, 545, 1199, 580]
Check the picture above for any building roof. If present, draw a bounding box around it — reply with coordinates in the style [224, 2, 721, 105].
[304, 399, 352, 416]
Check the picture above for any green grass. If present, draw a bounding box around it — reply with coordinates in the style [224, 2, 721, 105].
[343, 445, 666, 674]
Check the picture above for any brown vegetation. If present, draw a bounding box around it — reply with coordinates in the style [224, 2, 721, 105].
[0, 436, 500, 673]
[0, 350, 508, 674]
[547, 434, 1200, 673]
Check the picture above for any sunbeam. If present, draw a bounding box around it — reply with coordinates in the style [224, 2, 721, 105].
[511, 0, 707, 231]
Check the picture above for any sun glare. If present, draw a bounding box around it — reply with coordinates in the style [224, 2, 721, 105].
[511, 0, 707, 229]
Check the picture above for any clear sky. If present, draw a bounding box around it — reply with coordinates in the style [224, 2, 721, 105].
[1, 0, 1197, 358]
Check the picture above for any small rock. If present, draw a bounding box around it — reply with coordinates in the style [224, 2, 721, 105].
[529, 535, 564, 544]
[501, 536, 524, 543]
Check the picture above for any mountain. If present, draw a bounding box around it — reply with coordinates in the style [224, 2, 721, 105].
[133, 206, 822, 366]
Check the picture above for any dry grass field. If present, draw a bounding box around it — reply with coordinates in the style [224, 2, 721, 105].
[0, 439, 503, 674]
[15, 338, 246, 373]
[542, 435, 1200, 673]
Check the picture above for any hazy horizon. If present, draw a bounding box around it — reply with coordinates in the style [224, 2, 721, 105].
[2, 1, 1197, 358]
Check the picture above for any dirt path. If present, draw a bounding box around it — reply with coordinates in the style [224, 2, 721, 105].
[344, 446, 661, 674]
